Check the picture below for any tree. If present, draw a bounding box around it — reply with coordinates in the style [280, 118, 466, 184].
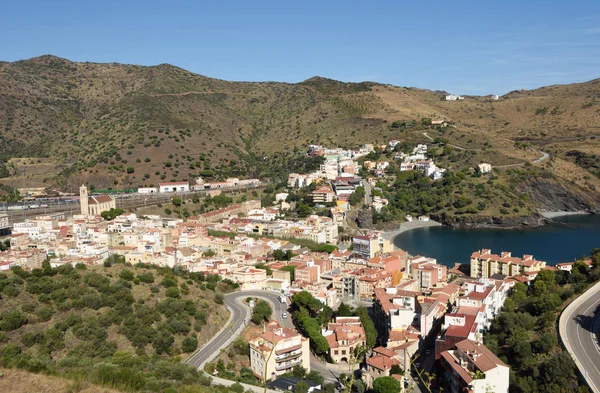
[356, 306, 377, 348]
[251, 300, 273, 325]
[295, 381, 310, 393]
[119, 269, 134, 281]
[292, 365, 307, 378]
[373, 376, 401, 393]
[172, 197, 182, 207]
[306, 370, 324, 385]
[336, 303, 354, 317]
[182, 335, 198, 353]
[101, 208, 125, 221]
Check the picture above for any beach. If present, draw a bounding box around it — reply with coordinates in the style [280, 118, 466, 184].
[539, 211, 590, 219]
[382, 219, 442, 241]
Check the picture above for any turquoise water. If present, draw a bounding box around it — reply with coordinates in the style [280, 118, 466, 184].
[393, 214, 600, 267]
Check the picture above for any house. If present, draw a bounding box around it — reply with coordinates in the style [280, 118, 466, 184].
[364, 346, 402, 388]
[229, 266, 268, 290]
[477, 163, 492, 174]
[80, 185, 116, 216]
[445, 94, 465, 101]
[249, 320, 310, 381]
[439, 339, 509, 393]
[324, 316, 366, 364]
[158, 182, 190, 193]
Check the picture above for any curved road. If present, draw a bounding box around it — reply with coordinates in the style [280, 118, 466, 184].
[185, 290, 342, 384]
[185, 290, 288, 370]
[422, 132, 549, 167]
[560, 280, 600, 393]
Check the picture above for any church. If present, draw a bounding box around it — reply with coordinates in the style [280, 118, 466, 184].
[80, 185, 116, 216]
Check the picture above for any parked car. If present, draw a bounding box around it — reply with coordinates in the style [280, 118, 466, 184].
[282, 312, 288, 319]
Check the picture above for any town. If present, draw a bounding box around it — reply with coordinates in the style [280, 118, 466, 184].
[0, 142, 587, 393]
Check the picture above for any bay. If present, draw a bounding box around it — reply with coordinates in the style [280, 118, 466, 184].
[393, 214, 600, 268]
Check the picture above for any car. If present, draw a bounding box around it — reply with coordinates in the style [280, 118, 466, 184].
[282, 312, 288, 319]
[425, 349, 432, 356]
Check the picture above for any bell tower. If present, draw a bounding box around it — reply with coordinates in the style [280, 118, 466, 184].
[80, 184, 89, 215]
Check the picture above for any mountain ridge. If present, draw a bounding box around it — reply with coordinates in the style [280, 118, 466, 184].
[0, 55, 599, 205]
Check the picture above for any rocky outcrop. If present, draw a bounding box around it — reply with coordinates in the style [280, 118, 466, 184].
[432, 212, 547, 229]
[520, 178, 599, 212]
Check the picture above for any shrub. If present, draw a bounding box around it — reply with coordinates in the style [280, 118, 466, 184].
[166, 287, 180, 298]
[119, 269, 134, 281]
[0, 310, 28, 331]
[182, 336, 198, 353]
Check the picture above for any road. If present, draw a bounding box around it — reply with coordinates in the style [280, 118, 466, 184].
[422, 132, 550, 167]
[184, 290, 343, 384]
[185, 290, 288, 370]
[559, 280, 600, 393]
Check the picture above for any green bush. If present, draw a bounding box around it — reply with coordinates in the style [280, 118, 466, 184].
[0, 311, 28, 331]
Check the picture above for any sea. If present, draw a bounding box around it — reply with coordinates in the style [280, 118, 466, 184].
[393, 214, 600, 267]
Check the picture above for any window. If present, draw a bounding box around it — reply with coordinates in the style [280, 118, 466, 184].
[342, 350, 346, 355]
[334, 350, 339, 355]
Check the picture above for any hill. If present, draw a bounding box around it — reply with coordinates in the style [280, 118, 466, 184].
[1, 55, 600, 211]
[0, 258, 241, 392]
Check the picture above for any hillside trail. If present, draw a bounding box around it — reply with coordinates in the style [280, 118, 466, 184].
[422, 132, 549, 168]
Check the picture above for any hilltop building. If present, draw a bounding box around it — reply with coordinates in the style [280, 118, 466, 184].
[80, 185, 116, 216]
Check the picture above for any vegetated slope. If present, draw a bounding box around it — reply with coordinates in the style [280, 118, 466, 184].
[1, 55, 600, 202]
[0, 367, 121, 393]
[0, 260, 239, 393]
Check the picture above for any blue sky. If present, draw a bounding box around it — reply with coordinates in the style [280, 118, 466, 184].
[2, 0, 600, 94]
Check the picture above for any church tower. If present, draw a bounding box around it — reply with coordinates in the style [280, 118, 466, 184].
[80, 184, 89, 215]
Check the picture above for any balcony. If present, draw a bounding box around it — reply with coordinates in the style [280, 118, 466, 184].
[275, 350, 302, 361]
[275, 358, 303, 371]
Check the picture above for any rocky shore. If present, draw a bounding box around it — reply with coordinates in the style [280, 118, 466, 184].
[431, 212, 548, 230]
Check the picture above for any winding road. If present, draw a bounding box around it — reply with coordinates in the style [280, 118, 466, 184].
[185, 290, 289, 370]
[184, 290, 343, 385]
[422, 132, 550, 167]
[559, 280, 600, 393]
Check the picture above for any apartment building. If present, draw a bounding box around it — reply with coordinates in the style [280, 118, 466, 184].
[311, 185, 336, 204]
[249, 320, 310, 381]
[373, 288, 419, 336]
[352, 233, 393, 260]
[470, 249, 546, 278]
[440, 339, 509, 393]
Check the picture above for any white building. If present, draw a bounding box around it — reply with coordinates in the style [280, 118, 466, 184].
[12, 222, 42, 238]
[445, 94, 465, 101]
[478, 163, 492, 174]
[138, 187, 158, 194]
[159, 182, 190, 193]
